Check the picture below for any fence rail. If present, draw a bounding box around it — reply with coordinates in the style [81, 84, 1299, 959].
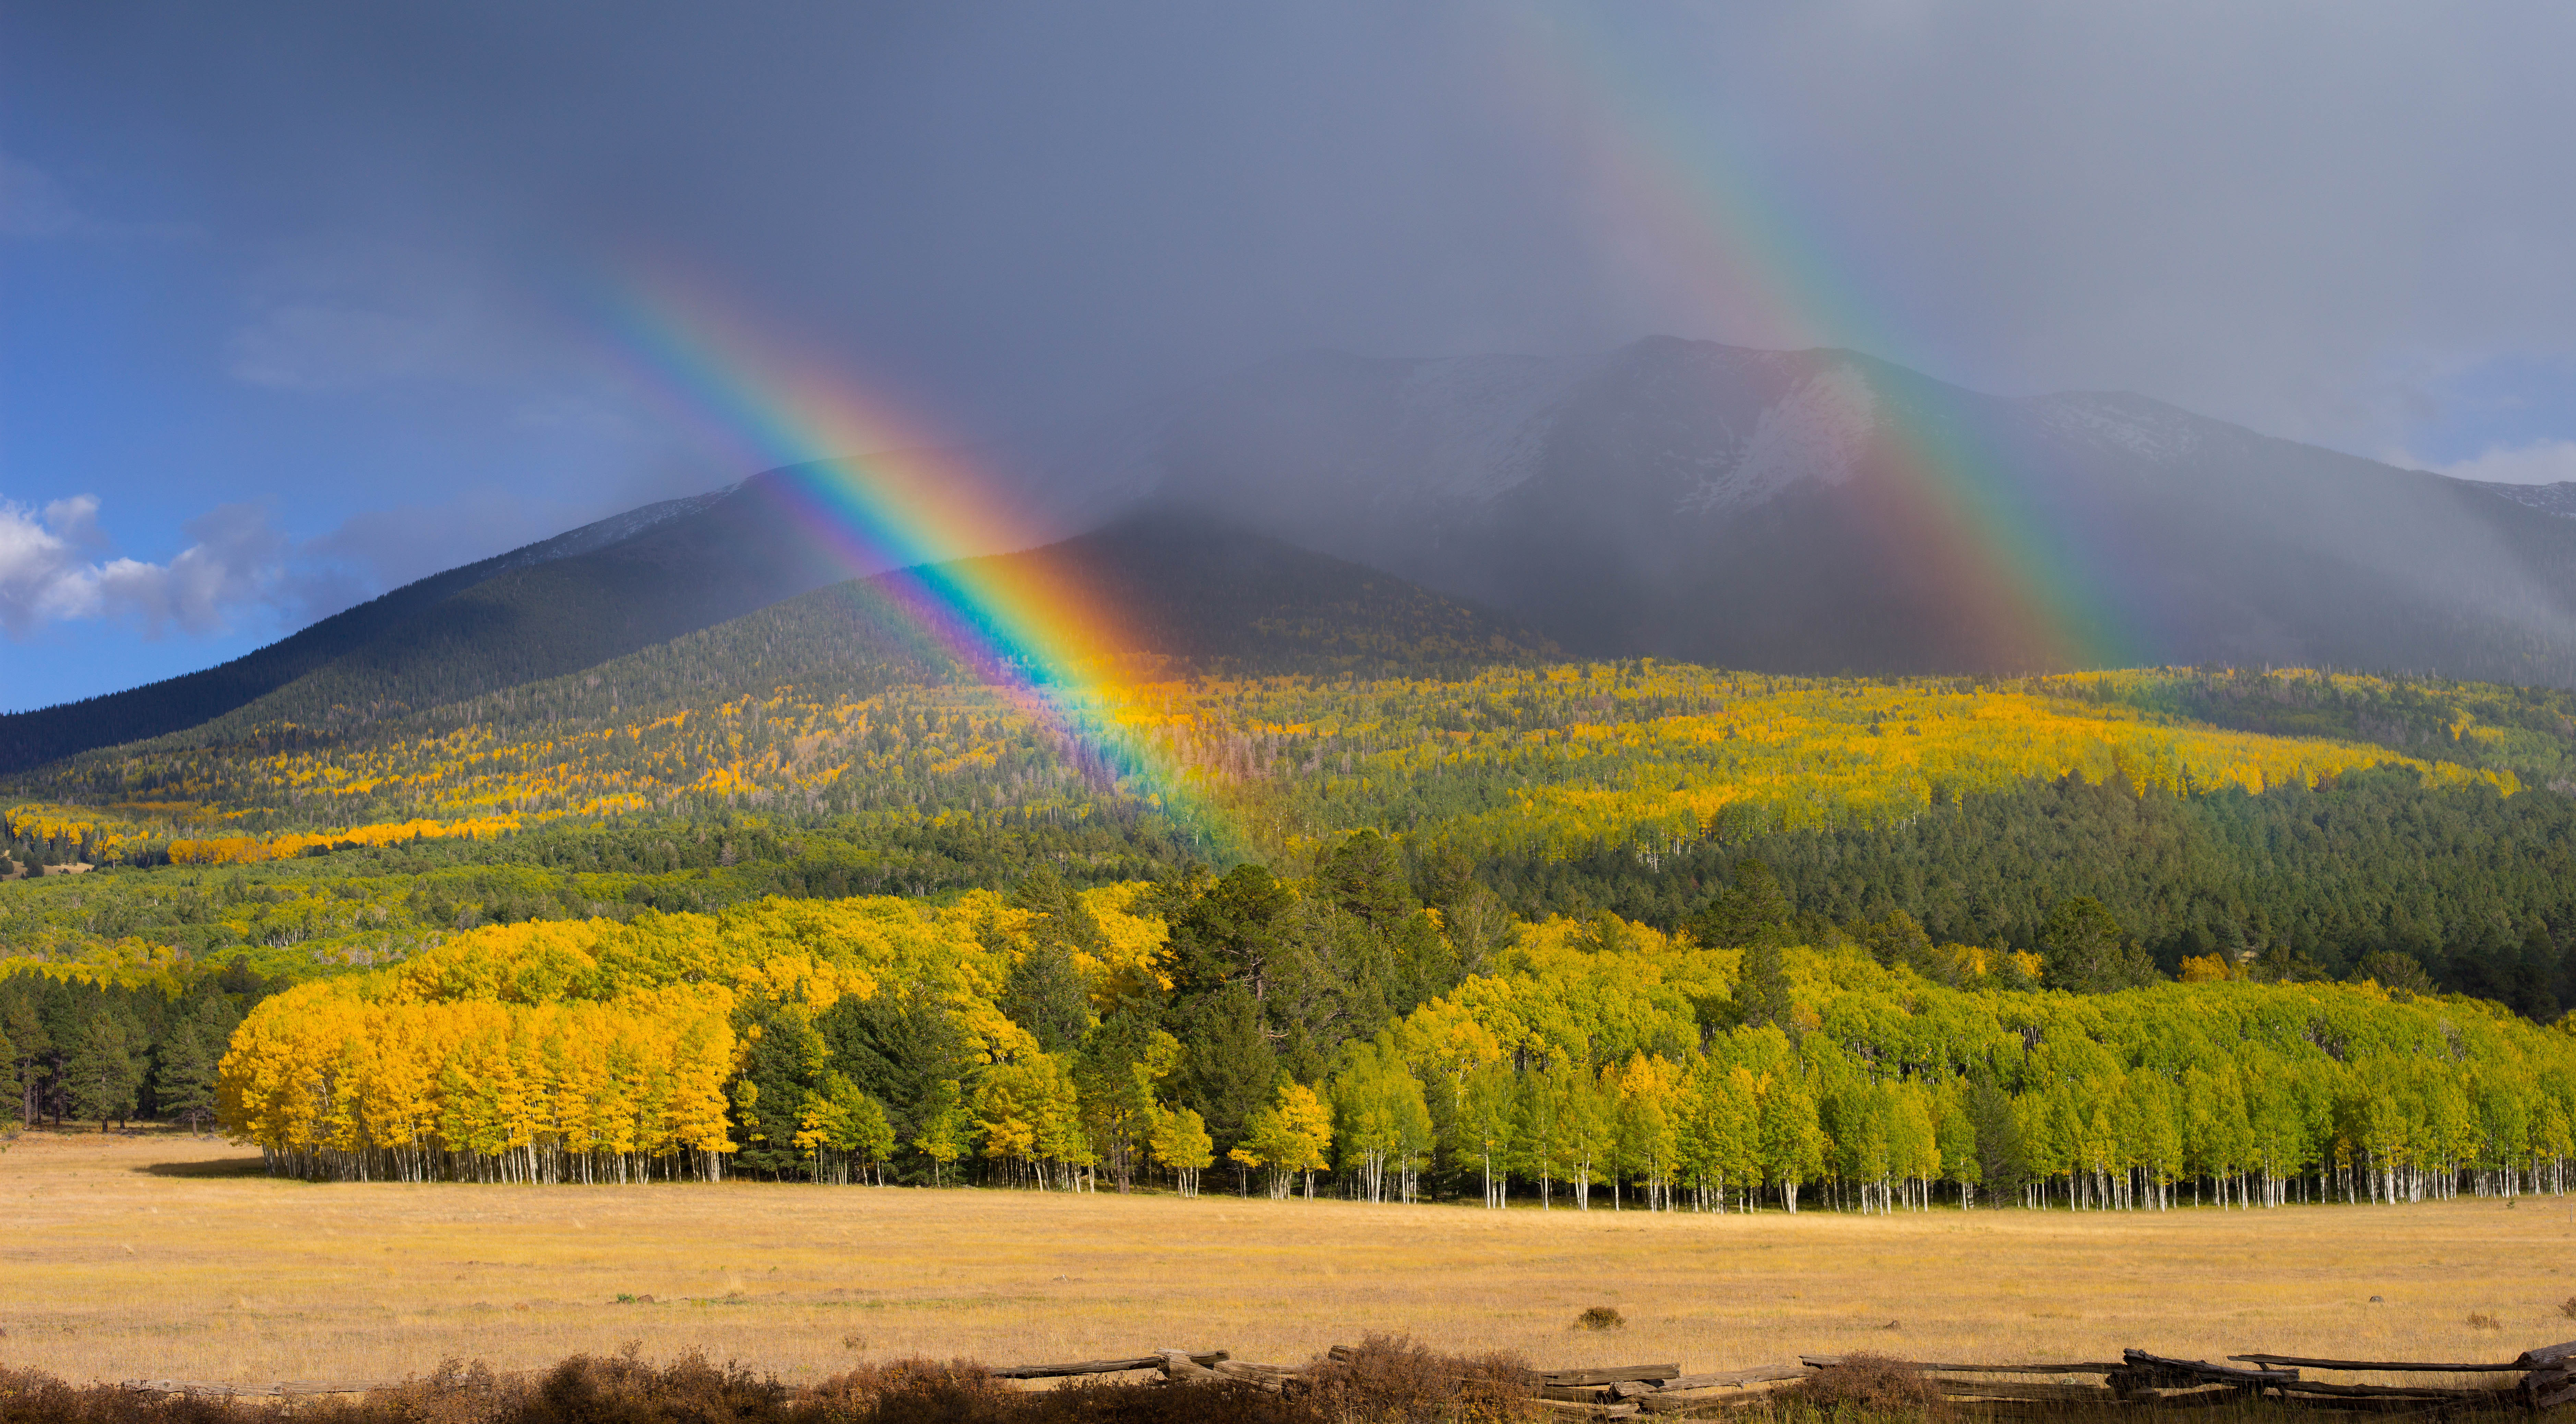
[119, 1336, 2576, 1414]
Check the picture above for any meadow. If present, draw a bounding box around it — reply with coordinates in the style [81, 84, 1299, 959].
[5, 1129, 2570, 1392]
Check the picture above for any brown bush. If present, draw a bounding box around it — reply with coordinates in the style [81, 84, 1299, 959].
[1784, 1353, 1950, 1420]
[804, 1358, 1015, 1424]
[1298, 1333, 1535, 1424]
[1573, 1307, 1625, 1332]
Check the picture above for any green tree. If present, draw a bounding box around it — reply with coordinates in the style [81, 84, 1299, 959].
[2351, 950, 2438, 999]
[818, 983, 974, 1179]
[999, 940, 1092, 1056]
[2, 987, 46, 1128]
[911, 1079, 971, 1186]
[1690, 858, 1793, 948]
[2040, 896, 2158, 993]
[732, 1005, 825, 1177]
[1967, 1075, 2028, 1206]
[1169, 983, 1278, 1162]
[1076, 1011, 1179, 1192]
[1165, 863, 1296, 1004]
[1734, 938, 1795, 1033]
[1757, 1068, 1825, 1213]
[156, 1022, 220, 1134]
[64, 1014, 140, 1129]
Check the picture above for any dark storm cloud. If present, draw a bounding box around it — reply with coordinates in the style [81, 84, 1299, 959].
[5, 2, 2576, 679]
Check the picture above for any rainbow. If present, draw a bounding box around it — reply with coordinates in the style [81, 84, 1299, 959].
[578, 272, 1234, 849]
[1505, 11, 2142, 673]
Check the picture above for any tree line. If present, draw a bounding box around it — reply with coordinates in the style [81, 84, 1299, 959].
[209, 842, 2576, 1214]
[1483, 765, 2576, 1022]
[3, 958, 270, 1132]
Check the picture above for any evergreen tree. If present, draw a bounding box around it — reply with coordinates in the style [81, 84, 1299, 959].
[1, 987, 41, 1127]
[1690, 859, 1793, 948]
[732, 1006, 825, 1177]
[2041, 896, 2159, 993]
[999, 940, 1092, 1056]
[1164, 863, 1296, 1004]
[817, 985, 974, 1180]
[1075, 1010, 1173, 1192]
[63, 1014, 140, 1129]
[1734, 938, 1796, 1033]
[1169, 984, 1277, 1158]
[1967, 1075, 2029, 1205]
[155, 1023, 219, 1133]
[2351, 950, 2438, 999]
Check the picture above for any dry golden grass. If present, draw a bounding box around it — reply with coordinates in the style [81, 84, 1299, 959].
[4, 1129, 2572, 1391]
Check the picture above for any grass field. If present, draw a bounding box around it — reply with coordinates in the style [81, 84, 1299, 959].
[3, 1129, 2571, 1390]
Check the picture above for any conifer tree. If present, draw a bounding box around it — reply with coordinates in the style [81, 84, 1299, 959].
[64, 1014, 140, 1130]
[2040, 896, 2158, 993]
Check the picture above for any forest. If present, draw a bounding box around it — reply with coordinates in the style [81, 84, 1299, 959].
[9, 661, 2575, 1014]
[7, 566, 2576, 1212]
[192, 841, 2576, 1215]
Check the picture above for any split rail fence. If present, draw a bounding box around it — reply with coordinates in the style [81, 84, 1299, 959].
[119, 1337, 2576, 1414]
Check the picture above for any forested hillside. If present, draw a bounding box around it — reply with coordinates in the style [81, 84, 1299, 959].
[9, 657, 2576, 1014]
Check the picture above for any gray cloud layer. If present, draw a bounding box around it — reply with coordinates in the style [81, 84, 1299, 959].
[7, 2, 2576, 648]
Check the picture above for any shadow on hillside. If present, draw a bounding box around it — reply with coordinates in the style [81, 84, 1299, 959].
[138, 1154, 269, 1178]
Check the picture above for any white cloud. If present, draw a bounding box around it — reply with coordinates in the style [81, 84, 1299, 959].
[0, 496, 288, 639]
[2429, 440, 2576, 487]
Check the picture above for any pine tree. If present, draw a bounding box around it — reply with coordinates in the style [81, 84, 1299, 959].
[1, 989, 44, 1128]
[999, 940, 1092, 1056]
[156, 1022, 220, 1134]
[1170, 984, 1277, 1158]
[2040, 896, 2158, 993]
[1967, 1075, 2029, 1206]
[64, 1014, 140, 1130]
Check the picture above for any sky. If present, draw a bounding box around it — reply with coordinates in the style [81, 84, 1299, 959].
[5, 2, 2576, 711]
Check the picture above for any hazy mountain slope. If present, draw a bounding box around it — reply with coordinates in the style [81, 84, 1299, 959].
[1083, 337, 2576, 684]
[40, 510, 1549, 785]
[148, 468, 893, 744]
[2466, 480, 2576, 519]
[0, 490, 722, 772]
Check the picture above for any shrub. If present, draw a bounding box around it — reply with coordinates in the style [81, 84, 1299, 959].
[1574, 1306, 1625, 1332]
[1786, 1354, 1950, 1419]
[1298, 1334, 1535, 1424]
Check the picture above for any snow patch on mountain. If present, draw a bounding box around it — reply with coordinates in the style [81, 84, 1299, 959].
[1384, 354, 1591, 504]
[2032, 392, 2207, 466]
[2460, 479, 2576, 519]
[1681, 364, 1877, 512]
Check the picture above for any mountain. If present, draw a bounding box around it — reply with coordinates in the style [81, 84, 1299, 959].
[1031, 338, 2576, 684]
[2467, 480, 2576, 520]
[0, 490, 723, 772]
[23, 336, 2576, 776]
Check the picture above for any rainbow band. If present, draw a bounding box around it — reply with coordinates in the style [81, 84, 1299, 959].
[582, 274, 1232, 851]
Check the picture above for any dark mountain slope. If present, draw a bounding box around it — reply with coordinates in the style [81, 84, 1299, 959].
[0, 491, 720, 772]
[40, 509, 1550, 781]
[1093, 338, 2576, 684]
[378, 508, 1555, 730]
[7, 466, 937, 763]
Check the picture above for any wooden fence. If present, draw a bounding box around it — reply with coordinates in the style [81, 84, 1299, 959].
[120, 1337, 2576, 1415]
